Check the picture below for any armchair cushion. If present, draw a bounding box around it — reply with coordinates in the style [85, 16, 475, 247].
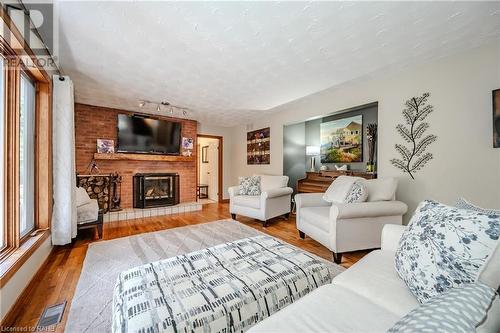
[365, 178, 398, 202]
[323, 176, 365, 203]
[295, 193, 331, 208]
[333, 201, 408, 220]
[76, 186, 92, 207]
[231, 195, 261, 209]
[262, 187, 293, 199]
[77, 199, 99, 224]
[255, 175, 289, 191]
[228, 186, 239, 197]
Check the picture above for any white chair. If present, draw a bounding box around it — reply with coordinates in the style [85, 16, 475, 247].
[295, 178, 408, 264]
[228, 175, 293, 227]
[76, 187, 103, 238]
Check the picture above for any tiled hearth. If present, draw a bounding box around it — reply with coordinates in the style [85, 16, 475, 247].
[103, 202, 202, 223]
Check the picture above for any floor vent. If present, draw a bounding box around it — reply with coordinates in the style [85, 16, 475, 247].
[37, 301, 66, 328]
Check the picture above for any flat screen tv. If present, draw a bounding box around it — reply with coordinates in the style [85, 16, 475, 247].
[117, 114, 182, 155]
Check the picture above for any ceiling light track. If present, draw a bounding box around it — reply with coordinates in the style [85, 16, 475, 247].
[138, 100, 189, 117]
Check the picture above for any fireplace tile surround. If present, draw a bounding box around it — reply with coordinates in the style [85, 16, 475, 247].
[103, 202, 202, 223]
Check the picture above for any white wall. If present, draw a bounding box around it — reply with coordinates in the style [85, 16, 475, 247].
[0, 237, 52, 321]
[197, 123, 233, 200]
[231, 43, 500, 222]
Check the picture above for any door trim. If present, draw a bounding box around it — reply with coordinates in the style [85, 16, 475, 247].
[197, 134, 223, 203]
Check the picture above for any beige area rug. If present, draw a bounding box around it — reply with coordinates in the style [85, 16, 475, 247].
[65, 219, 345, 332]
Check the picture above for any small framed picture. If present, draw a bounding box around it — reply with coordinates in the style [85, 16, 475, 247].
[182, 137, 194, 150]
[97, 139, 115, 153]
[202, 146, 209, 163]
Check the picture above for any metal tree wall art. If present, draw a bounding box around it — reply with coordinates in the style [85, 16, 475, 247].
[390, 93, 437, 180]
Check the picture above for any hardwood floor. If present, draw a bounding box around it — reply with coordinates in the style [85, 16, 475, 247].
[5, 203, 369, 331]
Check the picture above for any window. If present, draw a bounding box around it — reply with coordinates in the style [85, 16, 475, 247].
[0, 57, 4, 249]
[0, 12, 52, 285]
[19, 73, 36, 237]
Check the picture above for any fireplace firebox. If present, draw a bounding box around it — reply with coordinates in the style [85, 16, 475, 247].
[133, 173, 179, 208]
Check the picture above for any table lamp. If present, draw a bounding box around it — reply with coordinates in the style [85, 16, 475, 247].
[306, 146, 320, 172]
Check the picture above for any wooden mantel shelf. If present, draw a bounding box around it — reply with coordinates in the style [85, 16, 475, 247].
[93, 153, 194, 162]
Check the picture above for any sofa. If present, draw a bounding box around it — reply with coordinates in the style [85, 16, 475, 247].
[228, 175, 293, 227]
[295, 178, 408, 263]
[248, 224, 500, 332]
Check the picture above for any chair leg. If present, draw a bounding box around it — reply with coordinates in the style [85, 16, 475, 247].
[333, 252, 343, 265]
[231, 213, 236, 220]
[97, 224, 103, 239]
[299, 231, 305, 239]
[263, 220, 269, 227]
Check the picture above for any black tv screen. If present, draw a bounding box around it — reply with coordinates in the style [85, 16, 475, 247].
[117, 114, 182, 154]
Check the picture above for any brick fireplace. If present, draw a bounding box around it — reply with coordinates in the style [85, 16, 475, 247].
[75, 103, 197, 209]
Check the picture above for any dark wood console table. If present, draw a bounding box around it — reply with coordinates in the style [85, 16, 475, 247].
[197, 184, 209, 199]
[297, 170, 377, 193]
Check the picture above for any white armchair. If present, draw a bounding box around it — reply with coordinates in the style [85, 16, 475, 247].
[228, 175, 293, 227]
[76, 187, 103, 238]
[295, 186, 408, 264]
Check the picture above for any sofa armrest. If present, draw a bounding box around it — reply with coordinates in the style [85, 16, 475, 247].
[294, 193, 331, 208]
[228, 186, 239, 198]
[381, 224, 407, 252]
[334, 201, 408, 219]
[262, 187, 293, 199]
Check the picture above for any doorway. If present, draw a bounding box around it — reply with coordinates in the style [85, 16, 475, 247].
[197, 135, 223, 204]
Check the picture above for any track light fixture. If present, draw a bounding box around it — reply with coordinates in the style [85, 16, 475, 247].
[138, 100, 189, 117]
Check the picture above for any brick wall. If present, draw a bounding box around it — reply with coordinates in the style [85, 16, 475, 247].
[75, 103, 198, 208]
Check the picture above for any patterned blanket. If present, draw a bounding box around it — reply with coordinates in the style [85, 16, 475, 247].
[112, 235, 332, 333]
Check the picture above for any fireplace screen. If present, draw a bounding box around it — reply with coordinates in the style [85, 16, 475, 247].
[144, 177, 172, 200]
[133, 173, 179, 208]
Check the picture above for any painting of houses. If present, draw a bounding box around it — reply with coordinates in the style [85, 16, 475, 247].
[320, 115, 363, 163]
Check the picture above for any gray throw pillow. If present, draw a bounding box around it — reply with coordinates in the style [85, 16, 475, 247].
[395, 200, 500, 304]
[455, 197, 500, 216]
[238, 176, 261, 196]
[388, 282, 497, 332]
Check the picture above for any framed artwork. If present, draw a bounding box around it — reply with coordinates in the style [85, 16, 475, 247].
[202, 146, 209, 163]
[182, 137, 194, 150]
[97, 139, 114, 154]
[320, 115, 363, 163]
[247, 127, 270, 165]
[494, 89, 500, 148]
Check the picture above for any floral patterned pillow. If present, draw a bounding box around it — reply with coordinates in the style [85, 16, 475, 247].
[395, 200, 500, 304]
[344, 180, 368, 203]
[238, 176, 261, 196]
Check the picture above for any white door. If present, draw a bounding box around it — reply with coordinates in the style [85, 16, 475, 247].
[206, 142, 219, 201]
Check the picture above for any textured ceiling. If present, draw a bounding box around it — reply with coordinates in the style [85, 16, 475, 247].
[57, 1, 500, 126]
